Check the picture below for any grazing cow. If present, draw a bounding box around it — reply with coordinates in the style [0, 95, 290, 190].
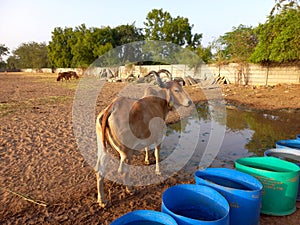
[56, 71, 79, 81]
[95, 70, 192, 207]
[69, 71, 79, 79]
[57, 72, 68, 81]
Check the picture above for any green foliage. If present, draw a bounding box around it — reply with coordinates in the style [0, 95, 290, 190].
[144, 9, 202, 49]
[48, 23, 143, 68]
[0, 44, 9, 60]
[212, 25, 257, 63]
[47, 27, 74, 68]
[112, 24, 144, 46]
[270, 0, 300, 15]
[194, 46, 212, 64]
[210, 39, 228, 65]
[142, 9, 207, 67]
[250, 7, 300, 63]
[5, 4, 300, 69]
[7, 42, 49, 69]
[0, 44, 9, 68]
[71, 24, 98, 68]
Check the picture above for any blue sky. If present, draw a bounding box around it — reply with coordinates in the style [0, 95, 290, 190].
[1, 0, 275, 53]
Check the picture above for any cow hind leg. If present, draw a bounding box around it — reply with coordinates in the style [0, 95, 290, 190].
[95, 149, 108, 207]
[95, 171, 106, 208]
[118, 150, 134, 195]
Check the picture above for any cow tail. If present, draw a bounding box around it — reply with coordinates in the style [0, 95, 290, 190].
[99, 101, 115, 150]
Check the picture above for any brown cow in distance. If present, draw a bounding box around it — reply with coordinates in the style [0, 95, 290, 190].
[57, 71, 79, 81]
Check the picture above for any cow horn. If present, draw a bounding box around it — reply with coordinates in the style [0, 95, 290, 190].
[157, 69, 173, 81]
[145, 70, 165, 88]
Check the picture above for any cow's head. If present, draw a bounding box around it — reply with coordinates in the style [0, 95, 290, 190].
[146, 70, 192, 108]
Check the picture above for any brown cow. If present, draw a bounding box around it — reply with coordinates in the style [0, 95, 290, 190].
[56, 71, 79, 81]
[94, 70, 192, 207]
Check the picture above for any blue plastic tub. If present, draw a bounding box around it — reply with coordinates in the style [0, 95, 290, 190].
[276, 139, 300, 150]
[297, 134, 300, 140]
[264, 148, 300, 201]
[194, 168, 262, 225]
[110, 210, 178, 225]
[162, 184, 229, 225]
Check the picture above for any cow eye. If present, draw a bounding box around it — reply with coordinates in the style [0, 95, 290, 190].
[174, 89, 180, 93]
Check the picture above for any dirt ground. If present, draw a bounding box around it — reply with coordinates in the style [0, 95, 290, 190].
[0, 72, 300, 225]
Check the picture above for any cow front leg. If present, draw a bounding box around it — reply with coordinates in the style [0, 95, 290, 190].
[154, 145, 161, 175]
[144, 147, 150, 165]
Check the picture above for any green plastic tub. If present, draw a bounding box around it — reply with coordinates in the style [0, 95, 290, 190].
[235, 157, 300, 216]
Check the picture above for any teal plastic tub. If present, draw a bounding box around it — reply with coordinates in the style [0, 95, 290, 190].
[235, 157, 300, 216]
[264, 148, 300, 201]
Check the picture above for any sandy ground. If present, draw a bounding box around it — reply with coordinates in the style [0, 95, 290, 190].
[0, 72, 300, 224]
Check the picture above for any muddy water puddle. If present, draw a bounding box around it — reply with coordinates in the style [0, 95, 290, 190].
[160, 103, 300, 176]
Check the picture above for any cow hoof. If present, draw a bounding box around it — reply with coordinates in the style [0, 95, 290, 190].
[97, 200, 107, 208]
[144, 160, 150, 165]
[155, 171, 161, 175]
[126, 187, 135, 195]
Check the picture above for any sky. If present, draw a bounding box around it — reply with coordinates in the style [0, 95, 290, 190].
[1, 0, 275, 55]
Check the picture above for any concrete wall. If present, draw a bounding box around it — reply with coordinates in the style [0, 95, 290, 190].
[119, 64, 197, 78]
[206, 63, 300, 85]
[118, 63, 300, 85]
[18, 63, 300, 85]
[20, 68, 85, 75]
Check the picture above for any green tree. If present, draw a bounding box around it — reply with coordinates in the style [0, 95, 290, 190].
[6, 55, 19, 69]
[9, 42, 49, 68]
[111, 24, 145, 65]
[48, 23, 144, 68]
[144, 9, 202, 48]
[48, 27, 74, 68]
[112, 24, 144, 46]
[0, 44, 9, 68]
[70, 24, 96, 67]
[250, 7, 300, 63]
[89, 26, 115, 58]
[270, 0, 300, 15]
[213, 25, 258, 63]
[210, 38, 229, 65]
[194, 46, 212, 63]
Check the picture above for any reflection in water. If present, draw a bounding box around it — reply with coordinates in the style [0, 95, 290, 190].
[225, 108, 300, 154]
[165, 102, 300, 170]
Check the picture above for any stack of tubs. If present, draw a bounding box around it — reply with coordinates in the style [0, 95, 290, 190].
[111, 168, 263, 225]
[111, 135, 300, 224]
[264, 134, 300, 202]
